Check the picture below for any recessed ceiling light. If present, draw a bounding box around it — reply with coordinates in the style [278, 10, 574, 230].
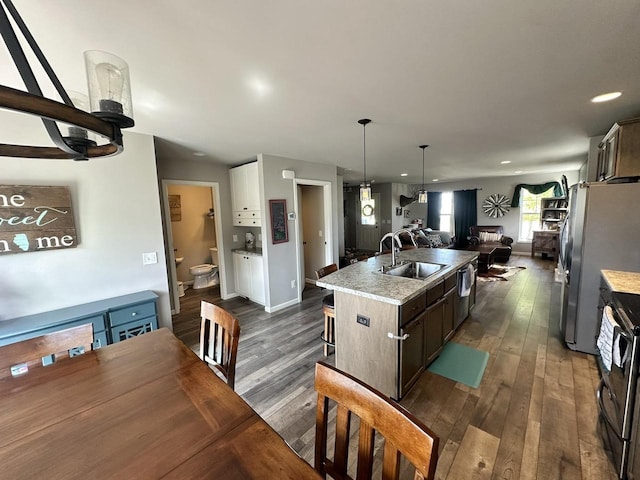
[193, 151, 205, 157]
[514, 170, 523, 174]
[591, 91, 622, 103]
[432, 179, 439, 182]
[400, 173, 408, 177]
[501, 160, 511, 164]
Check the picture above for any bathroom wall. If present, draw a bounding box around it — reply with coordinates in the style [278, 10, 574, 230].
[167, 184, 216, 283]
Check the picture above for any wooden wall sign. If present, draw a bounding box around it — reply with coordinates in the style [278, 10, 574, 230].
[0, 185, 77, 255]
[168, 194, 181, 221]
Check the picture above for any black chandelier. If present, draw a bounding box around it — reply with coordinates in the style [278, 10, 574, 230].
[0, 0, 134, 160]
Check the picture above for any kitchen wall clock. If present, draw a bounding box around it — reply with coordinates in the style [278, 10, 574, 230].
[482, 193, 510, 218]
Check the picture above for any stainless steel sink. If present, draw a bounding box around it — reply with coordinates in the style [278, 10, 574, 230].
[381, 261, 445, 279]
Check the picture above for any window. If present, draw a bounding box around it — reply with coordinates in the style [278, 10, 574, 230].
[518, 188, 554, 241]
[439, 192, 453, 233]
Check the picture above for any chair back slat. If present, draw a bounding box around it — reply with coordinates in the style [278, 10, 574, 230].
[0, 324, 93, 379]
[199, 301, 241, 389]
[315, 263, 338, 280]
[314, 362, 438, 480]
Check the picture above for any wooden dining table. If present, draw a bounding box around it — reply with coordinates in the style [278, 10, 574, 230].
[0, 328, 321, 479]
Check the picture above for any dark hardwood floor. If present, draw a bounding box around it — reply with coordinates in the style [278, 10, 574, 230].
[171, 255, 617, 479]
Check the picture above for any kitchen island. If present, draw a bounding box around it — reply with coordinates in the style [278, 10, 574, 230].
[317, 248, 479, 400]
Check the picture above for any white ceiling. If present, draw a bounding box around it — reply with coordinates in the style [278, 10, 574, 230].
[2, 0, 640, 185]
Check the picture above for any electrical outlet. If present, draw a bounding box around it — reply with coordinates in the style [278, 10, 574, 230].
[142, 252, 157, 265]
[356, 314, 370, 327]
[318, 230, 323, 237]
[233, 235, 238, 242]
[291, 279, 296, 288]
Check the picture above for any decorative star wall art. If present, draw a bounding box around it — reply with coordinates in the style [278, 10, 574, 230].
[482, 193, 511, 218]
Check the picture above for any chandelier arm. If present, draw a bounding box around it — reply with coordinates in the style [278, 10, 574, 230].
[0, 85, 124, 159]
[0, 142, 120, 159]
[0, 85, 116, 138]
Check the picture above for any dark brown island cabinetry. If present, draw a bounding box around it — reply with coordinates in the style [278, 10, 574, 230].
[335, 266, 467, 400]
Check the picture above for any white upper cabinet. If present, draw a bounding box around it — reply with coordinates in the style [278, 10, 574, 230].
[230, 162, 261, 226]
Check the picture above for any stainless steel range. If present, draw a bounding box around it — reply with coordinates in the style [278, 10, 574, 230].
[598, 279, 640, 479]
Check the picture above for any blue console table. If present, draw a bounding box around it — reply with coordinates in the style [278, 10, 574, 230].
[0, 291, 159, 349]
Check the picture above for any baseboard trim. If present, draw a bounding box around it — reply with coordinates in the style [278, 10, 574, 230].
[265, 297, 299, 313]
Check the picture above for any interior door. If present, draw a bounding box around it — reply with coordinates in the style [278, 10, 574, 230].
[301, 185, 325, 283]
[355, 193, 381, 251]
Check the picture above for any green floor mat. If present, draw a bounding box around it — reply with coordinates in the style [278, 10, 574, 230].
[427, 342, 489, 388]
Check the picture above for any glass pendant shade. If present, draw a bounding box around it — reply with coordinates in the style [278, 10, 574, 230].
[418, 190, 427, 203]
[360, 182, 371, 202]
[84, 50, 134, 127]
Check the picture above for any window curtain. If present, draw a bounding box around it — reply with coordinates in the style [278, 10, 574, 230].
[426, 191, 441, 230]
[453, 189, 478, 249]
[510, 182, 563, 207]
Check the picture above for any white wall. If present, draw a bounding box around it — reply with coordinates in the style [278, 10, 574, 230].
[259, 153, 339, 310]
[0, 126, 171, 328]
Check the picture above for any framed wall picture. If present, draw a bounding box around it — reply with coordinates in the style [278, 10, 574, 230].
[269, 199, 288, 244]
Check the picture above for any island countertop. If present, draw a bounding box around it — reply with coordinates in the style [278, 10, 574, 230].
[317, 248, 478, 305]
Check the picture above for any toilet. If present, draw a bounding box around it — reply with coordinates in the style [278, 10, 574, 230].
[189, 264, 218, 289]
[188, 248, 219, 289]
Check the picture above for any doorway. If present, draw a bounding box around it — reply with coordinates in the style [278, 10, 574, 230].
[293, 179, 332, 301]
[161, 180, 226, 314]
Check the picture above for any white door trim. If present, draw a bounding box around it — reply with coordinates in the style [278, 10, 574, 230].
[161, 179, 226, 314]
[292, 179, 333, 303]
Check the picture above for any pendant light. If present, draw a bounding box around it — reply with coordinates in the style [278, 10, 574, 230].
[0, 0, 134, 160]
[358, 118, 371, 202]
[417, 145, 429, 204]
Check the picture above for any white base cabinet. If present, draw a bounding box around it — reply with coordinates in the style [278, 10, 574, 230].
[233, 252, 265, 305]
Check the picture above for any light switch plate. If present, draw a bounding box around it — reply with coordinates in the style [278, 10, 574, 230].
[142, 252, 157, 265]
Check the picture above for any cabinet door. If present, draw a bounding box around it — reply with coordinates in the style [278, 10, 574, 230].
[249, 255, 265, 304]
[443, 288, 455, 343]
[400, 312, 425, 397]
[425, 298, 444, 365]
[233, 253, 251, 297]
[244, 162, 260, 211]
[229, 166, 247, 212]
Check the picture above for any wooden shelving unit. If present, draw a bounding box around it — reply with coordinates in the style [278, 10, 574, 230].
[540, 197, 568, 231]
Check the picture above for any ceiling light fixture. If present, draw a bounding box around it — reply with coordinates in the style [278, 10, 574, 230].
[591, 91, 622, 103]
[501, 160, 511, 164]
[400, 173, 408, 177]
[0, 0, 134, 160]
[417, 145, 429, 204]
[358, 118, 371, 202]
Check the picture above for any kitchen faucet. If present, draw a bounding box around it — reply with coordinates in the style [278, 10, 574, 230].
[390, 228, 414, 267]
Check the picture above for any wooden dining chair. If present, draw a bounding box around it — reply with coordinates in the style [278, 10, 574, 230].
[0, 323, 94, 380]
[315, 263, 338, 356]
[314, 362, 439, 480]
[199, 301, 241, 389]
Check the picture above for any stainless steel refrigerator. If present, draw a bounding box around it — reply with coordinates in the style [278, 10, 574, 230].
[560, 182, 640, 354]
